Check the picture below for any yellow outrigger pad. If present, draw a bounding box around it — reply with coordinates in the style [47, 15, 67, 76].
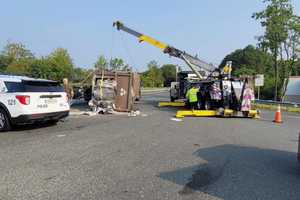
[176, 109, 260, 119]
[176, 110, 217, 118]
[248, 110, 260, 119]
[158, 102, 186, 107]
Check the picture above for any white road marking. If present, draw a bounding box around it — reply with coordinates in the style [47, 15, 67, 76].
[57, 134, 66, 137]
[171, 118, 183, 122]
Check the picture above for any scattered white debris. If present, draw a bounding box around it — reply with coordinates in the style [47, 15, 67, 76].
[82, 111, 97, 116]
[110, 111, 128, 115]
[135, 110, 141, 115]
[69, 111, 85, 116]
[57, 134, 66, 138]
[170, 118, 183, 122]
[128, 110, 141, 117]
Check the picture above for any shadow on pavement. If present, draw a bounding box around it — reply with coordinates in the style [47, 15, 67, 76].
[70, 101, 90, 112]
[159, 144, 300, 200]
[140, 92, 184, 116]
[12, 121, 59, 132]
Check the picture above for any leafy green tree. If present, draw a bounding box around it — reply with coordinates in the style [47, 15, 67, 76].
[71, 68, 90, 83]
[1, 42, 34, 74]
[122, 64, 131, 71]
[109, 58, 125, 71]
[253, 0, 300, 100]
[160, 64, 177, 87]
[6, 59, 33, 76]
[2, 42, 34, 61]
[94, 55, 108, 70]
[0, 42, 78, 82]
[46, 48, 74, 81]
[294, 60, 300, 75]
[142, 61, 164, 87]
[233, 67, 257, 77]
[220, 45, 275, 99]
[30, 58, 52, 79]
[220, 45, 273, 75]
[0, 55, 13, 72]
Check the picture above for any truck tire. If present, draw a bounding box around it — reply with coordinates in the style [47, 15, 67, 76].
[84, 87, 92, 102]
[204, 100, 211, 110]
[0, 108, 11, 132]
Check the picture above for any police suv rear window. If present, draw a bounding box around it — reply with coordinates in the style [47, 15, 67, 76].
[4, 81, 64, 93]
[4, 82, 24, 92]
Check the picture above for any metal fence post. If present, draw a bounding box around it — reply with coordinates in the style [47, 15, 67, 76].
[298, 133, 300, 162]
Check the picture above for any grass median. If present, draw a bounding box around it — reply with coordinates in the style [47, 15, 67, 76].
[253, 103, 300, 113]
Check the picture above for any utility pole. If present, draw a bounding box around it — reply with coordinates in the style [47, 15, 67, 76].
[175, 65, 178, 82]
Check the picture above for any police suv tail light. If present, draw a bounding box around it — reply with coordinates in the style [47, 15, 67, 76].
[16, 95, 30, 105]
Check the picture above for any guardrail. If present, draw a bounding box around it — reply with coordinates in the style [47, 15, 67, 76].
[255, 99, 300, 107]
[141, 88, 169, 93]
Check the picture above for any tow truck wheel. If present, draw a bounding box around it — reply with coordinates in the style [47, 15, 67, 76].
[0, 108, 11, 132]
[242, 111, 249, 117]
[170, 97, 175, 102]
[49, 119, 60, 125]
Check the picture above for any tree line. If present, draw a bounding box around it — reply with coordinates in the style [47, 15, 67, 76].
[140, 0, 300, 98]
[0, 43, 177, 87]
[1, 0, 299, 99]
[93, 56, 178, 87]
[140, 61, 177, 88]
[0, 43, 136, 84]
[221, 0, 300, 100]
[0, 42, 85, 82]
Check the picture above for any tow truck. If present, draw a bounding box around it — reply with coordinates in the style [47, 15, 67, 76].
[113, 21, 259, 118]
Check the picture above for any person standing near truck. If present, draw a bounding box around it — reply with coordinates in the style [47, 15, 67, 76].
[186, 84, 200, 110]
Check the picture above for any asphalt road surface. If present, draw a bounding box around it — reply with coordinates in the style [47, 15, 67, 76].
[0, 91, 300, 200]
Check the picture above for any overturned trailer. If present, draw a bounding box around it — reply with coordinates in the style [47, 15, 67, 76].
[89, 71, 141, 113]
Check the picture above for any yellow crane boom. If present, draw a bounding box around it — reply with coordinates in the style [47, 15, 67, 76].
[113, 21, 216, 79]
[113, 21, 167, 50]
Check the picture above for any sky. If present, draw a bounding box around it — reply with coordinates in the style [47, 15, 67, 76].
[0, 0, 300, 72]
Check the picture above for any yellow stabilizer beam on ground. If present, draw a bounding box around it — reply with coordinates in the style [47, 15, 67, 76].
[224, 109, 234, 117]
[248, 110, 260, 119]
[158, 102, 186, 107]
[176, 109, 260, 119]
[176, 110, 217, 118]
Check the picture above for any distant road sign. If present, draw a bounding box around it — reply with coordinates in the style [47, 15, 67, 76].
[255, 74, 264, 87]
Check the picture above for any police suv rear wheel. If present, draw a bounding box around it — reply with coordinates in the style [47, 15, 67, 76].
[0, 109, 11, 132]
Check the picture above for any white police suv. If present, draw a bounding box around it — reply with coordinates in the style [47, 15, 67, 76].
[0, 75, 70, 131]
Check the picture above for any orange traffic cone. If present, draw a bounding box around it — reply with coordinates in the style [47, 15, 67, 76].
[273, 105, 283, 123]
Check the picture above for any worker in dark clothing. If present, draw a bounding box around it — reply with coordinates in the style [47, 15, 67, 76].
[186, 85, 199, 110]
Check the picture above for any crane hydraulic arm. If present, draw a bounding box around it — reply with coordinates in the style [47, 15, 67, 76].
[113, 21, 216, 79]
